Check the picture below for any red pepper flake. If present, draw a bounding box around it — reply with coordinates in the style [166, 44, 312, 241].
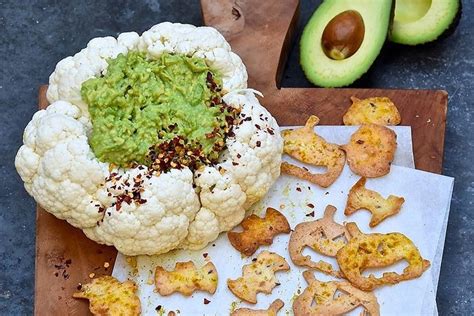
[255, 124, 261, 129]
[123, 195, 132, 204]
[236, 153, 241, 159]
[256, 141, 261, 147]
[267, 128, 275, 135]
[155, 305, 162, 311]
[296, 187, 302, 192]
[307, 203, 315, 208]
[203, 253, 208, 258]
[232, 162, 239, 166]
[356, 139, 364, 144]
[306, 211, 315, 217]
[203, 298, 211, 305]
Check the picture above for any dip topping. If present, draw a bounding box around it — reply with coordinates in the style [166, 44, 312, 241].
[81, 52, 239, 170]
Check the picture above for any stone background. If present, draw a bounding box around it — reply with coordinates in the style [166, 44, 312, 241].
[1, 0, 472, 314]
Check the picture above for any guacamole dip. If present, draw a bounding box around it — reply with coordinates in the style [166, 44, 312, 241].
[81, 52, 237, 169]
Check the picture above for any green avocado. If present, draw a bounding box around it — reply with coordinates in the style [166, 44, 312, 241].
[390, 0, 460, 45]
[300, 0, 393, 87]
[81, 52, 233, 169]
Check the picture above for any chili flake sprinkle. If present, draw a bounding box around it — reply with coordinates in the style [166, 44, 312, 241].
[145, 72, 241, 174]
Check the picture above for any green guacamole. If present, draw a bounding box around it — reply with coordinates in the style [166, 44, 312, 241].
[81, 52, 234, 169]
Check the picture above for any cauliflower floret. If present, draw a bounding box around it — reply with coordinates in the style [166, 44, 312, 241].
[195, 167, 246, 231]
[84, 168, 201, 255]
[16, 23, 282, 256]
[221, 91, 283, 207]
[139, 22, 247, 92]
[46, 33, 140, 116]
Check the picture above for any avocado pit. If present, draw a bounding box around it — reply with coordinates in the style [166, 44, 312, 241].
[321, 10, 365, 60]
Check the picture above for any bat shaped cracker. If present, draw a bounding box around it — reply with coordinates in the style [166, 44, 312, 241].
[227, 251, 290, 304]
[293, 271, 380, 316]
[343, 96, 401, 126]
[228, 207, 291, 256]
[231, 299, 284, 316]
[155, 261, 218, 296]
[288, 205, 350, 278]
[73, 276, 141, 316]
[345, 177, 405, 227]
[336, 222, 431, 291]
[342, 124, 397, 178]
[281, 115, 346, 187]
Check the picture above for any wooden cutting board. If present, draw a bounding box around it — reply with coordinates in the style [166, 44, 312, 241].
[34, 0, 448, 314]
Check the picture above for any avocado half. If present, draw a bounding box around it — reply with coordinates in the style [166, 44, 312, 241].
[390, 0, 460, 45]
[300, 0, 393, 88]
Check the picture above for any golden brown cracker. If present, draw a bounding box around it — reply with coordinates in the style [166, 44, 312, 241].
[282, 115, 345, 187]
[289, 205, 350, 278]
[227, 251, 290, 304]
[345, 177, 405, 227]
[228, 207, 291, 256]
[231, 299, 284, 316]
[336, 223, 430, 291]
[343, 124, 397, 178]
[293, 271, 380, 316]
[343, 96, 401, 126]
[73, 276, 141, 316]
[155, 261, 218, 296]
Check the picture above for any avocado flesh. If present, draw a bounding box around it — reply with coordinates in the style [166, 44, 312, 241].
[300, 0, 393, 88]
[390, 0, 459, 45]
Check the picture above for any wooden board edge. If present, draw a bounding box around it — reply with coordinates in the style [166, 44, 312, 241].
[34, 85, 48, 315]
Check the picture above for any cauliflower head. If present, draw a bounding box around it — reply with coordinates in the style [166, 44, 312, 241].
[16, 23, 282, 256]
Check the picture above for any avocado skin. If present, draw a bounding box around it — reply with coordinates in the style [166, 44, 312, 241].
[299, 0, 393, 88]
[437, 0, 462, 42]
[390, 0, 460, 45]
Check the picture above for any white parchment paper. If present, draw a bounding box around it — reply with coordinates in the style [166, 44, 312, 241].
[112, 126, 453, 315]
